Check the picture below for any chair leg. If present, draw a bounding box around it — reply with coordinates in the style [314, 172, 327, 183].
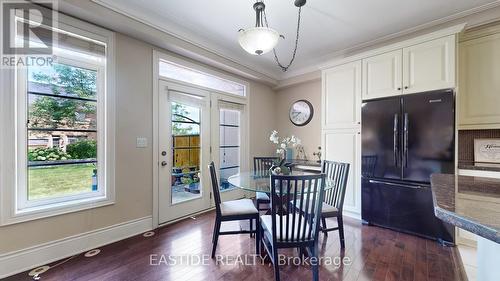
[311, 242, 319, 281]
[321, 217, 328, 236]
[337, 215, 345, 249]
[211, 217, 218, 243]
[211, 218, 221, 258]
[260, 221, 267, 259]
[249, 218, 253, 238]
[272, 245, 280, 281]
[255, 218, 260, 255]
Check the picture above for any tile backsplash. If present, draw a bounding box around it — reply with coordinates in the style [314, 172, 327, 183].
[458, 129, 500, 162]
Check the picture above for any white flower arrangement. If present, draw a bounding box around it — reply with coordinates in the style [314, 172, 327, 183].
[269, 130, 301, 158]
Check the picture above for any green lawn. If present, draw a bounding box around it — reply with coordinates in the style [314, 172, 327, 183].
[28, 164, 96, 200]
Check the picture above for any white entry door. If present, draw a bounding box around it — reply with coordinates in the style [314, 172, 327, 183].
[158, 81, 211, 224]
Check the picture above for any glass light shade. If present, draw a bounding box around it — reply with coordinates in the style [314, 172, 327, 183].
[238, 27, 280, 55]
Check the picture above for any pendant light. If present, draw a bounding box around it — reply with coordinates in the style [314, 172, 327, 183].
[238, 0, 306, 72]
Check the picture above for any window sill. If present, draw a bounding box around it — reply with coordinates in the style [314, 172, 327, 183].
[1, 196, 114, 226]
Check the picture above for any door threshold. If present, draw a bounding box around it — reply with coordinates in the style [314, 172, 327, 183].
[158, 207, 215, 228]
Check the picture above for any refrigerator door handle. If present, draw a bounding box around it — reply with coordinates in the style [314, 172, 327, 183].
[393, 114, 399, 167]
[403, 113, 409, 168]
[368, 179, 426, 189]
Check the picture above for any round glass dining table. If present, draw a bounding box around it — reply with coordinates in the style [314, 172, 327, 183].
[227, 171, 335, 194]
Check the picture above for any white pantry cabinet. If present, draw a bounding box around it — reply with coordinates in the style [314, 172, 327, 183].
[322, 129, 361, 218]
[362, 49, 403, 100]
[402, 35, 456, 94]
[322, 60, 361, 130]
[459, 32, 500, 128]
[362, 35, 456, 100]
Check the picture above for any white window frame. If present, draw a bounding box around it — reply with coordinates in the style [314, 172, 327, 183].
[0, 8, 115, 225]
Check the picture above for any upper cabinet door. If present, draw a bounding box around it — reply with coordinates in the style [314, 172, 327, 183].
[362, 50, 403, 100]
[322, 60, 362, 129]
[402, 35, 456, 94]
[459, 33, 500, 127]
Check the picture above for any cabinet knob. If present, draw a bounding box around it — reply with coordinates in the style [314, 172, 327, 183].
[404, 86, 409, 89]
[397, 87, 401, 91]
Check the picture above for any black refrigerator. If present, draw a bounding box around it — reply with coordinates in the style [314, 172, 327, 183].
[361, 89, 455, 244]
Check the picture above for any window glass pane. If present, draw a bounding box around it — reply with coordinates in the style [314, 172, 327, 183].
[171, 102, 202, 204]
[28, 64, 98, 99]
[159, 61, 246, 96]
[28, 163, 97, 200]
[26, 62, 99, 202]
[220, 110, 240, 126]
[219, 108, 241, 190]
[220, 126, 239, 147]
[220, 167, 239, 190]
[221, 147, 239, 168]
[28, 95, 97, 130]
[28, 130, 97, 160]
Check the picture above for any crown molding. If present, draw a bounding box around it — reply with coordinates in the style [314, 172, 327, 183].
[319, 23, 466, 70]
[65, 0, 500, 88]
[273, 70, 321, 91]
[84, 0, 279, 85]
[282, 0, 500, 80]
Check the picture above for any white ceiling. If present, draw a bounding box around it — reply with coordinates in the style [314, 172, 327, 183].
[95, 0, 499, 80]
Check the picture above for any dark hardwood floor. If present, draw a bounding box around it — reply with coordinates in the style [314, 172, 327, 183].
[5, 211, 464, 281]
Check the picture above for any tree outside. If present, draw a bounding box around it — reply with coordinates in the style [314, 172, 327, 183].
[27, 63, 99, 199]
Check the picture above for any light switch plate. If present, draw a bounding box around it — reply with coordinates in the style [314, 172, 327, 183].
[136, 137, 148, 148]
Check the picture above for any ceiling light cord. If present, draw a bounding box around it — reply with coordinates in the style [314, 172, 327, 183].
[263, 6, 302, 72]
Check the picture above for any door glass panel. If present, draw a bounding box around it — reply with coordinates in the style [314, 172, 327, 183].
[219, 109, 241, 190]
[171, 102, 201, 204]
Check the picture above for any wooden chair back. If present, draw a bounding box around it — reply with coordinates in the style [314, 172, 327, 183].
[254, 157, 279, 176]
[269, 173, 326, 243]
[209, 162, 222, 216]
[321, 160, 350, 211]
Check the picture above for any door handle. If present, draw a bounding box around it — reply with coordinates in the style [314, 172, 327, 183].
[161, 161, 167, 167]
[403, 113, 409, 168]
[393, 114, 399, 167]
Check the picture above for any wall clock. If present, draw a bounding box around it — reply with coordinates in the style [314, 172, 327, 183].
[289, 100, 313, 126]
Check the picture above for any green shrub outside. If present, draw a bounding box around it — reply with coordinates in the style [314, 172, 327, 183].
[28, 147, 72, 161]
[28, 140, 97, 161]
[66, 140, 97, 159]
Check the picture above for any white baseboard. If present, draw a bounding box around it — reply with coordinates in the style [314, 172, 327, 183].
[343, 209, 361, 221]
[0, 216, 152, 279]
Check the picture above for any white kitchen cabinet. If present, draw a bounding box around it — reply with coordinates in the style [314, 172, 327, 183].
[459, 32, 500, 128]
[362, 50, 403, 100]
[321, 129, 361, 219]
[322, 60, 361, 129]
[402, 35, 456, 94]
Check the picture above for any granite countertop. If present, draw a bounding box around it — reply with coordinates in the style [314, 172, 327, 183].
[458, 161, 500, 172]
[430, 174, 500, 243]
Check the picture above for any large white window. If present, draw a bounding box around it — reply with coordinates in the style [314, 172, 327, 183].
[0, 9, 115, 224]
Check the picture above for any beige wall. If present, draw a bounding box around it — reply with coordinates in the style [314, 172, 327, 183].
[275, 80, 322, 160]
[249, 82, 277, 159]
[0, 33, 276, 254]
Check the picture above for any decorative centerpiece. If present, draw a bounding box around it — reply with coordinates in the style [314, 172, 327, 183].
[269, 130, 301, 175]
